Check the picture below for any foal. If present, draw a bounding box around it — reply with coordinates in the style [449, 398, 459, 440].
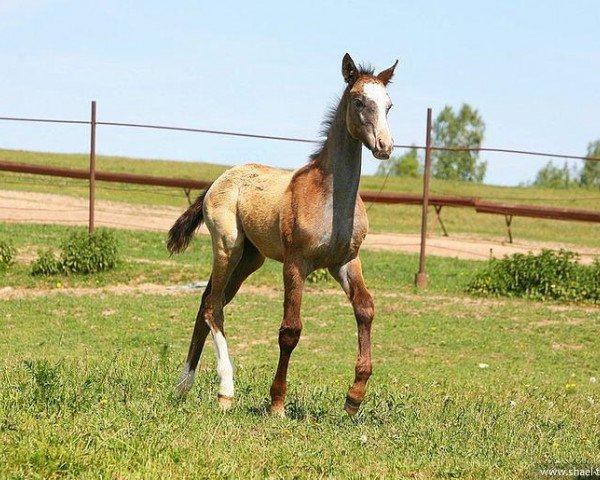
[168, 53, 397, 416]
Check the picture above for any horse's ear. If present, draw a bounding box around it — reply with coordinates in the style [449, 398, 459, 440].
[342, 53, 358, 84]
[377, 59, 399, 86]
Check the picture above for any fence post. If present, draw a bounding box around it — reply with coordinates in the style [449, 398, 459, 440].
[415, 107, 433, 288]
[88, 100, 97, 234]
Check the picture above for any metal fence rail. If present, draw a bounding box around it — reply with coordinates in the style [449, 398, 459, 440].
[0, 160, 212, 190]
[2, 115, 600, 162]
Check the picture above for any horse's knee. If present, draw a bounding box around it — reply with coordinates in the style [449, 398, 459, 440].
[353, 292, 374, 326]
[355, 358, 373, 380]
[278, 324, 302, 354]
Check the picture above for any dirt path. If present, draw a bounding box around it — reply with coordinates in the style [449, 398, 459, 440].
[2, 189, 599, 263]
[0, 282, 283, 301]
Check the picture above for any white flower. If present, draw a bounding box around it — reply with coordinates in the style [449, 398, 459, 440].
[359, 434, 368, 444]
[590, 377, 597, 384]
[509, 400, 517, 408]
[478, 363, 490, 369]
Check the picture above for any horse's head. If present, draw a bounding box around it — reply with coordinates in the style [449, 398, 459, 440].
[342, 53, 398, 160]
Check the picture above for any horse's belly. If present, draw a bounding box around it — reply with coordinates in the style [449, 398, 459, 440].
[243, 218, 284, 262]
[236, 166, 290, 262]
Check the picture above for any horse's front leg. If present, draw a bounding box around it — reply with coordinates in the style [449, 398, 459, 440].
[269, 258, 307, 416]
[330, 256, 374, 416]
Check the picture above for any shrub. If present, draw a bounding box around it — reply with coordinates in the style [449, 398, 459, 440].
[30, 249, 62, 276]
[467, 249, 600, 303]
[0, 239, 16, 271]
[59, 229, 119, 274]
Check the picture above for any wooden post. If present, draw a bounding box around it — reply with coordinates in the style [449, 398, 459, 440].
[505, 215, 513, 244]
[434, 205, 449, 237]
[89, 100, 97, 234]
[415, 108, 433, 288]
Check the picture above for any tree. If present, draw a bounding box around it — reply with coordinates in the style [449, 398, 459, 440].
[533, 161, 578, 189]
[431, 104, 487, 182]
[376, 146, 422, 177]
[579, 140, 600, 188]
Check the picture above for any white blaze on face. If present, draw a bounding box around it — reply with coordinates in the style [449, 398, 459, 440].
[211, 330, 235, 398]
[361, 81, 391, 133]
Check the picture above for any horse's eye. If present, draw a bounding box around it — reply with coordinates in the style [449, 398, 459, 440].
[353, 98, 364, 109]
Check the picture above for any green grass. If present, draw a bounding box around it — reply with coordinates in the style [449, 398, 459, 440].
[1, 223, 599, 478]
[3, 148, 600, 247]
[2, 292, 599, 478]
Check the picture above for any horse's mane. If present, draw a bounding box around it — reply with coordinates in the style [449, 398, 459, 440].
[309, 65, 375, 162]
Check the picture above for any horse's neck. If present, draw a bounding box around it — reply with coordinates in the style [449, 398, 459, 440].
[313, 97, 363, 212]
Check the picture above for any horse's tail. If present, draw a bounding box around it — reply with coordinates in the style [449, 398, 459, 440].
[167, 184, 213, 254]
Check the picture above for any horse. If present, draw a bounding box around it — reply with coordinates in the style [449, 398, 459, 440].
[167, 53, 397, 416]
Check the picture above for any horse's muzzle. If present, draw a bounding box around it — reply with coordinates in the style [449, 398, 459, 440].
[372, 136, 393, 160]
[373, 149, 391, 160]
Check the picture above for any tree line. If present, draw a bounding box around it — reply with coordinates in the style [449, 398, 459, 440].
[531, 140, 600, 189]
[377, 104, 600, 189]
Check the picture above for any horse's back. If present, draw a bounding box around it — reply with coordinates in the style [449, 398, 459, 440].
[205, 163, 292, 261]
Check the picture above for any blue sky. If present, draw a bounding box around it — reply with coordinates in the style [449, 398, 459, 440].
[1, 0, 598, 185]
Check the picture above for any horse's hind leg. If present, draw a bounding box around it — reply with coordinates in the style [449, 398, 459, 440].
[176, 210, 245, 410]
[175, 239, 264, 401]
[176, 277, 213, 397]
[329, 256, 374, 416]
[203, 212, 247, 409]
[223, 240, 265, 303]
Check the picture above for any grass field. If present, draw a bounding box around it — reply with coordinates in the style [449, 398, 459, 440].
[2, 148, 600, 247]
[1, 223, 599, 478]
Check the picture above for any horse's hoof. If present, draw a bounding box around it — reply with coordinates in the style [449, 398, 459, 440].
[270, 403, 286, 418]
[218, 394, 234, 411]
[174, 381, 191, 399]
[175, 369, 195, 398]
[344, 395, 361, 417]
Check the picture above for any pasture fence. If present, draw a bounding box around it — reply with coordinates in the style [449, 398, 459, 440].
[1, 101, 600, 287]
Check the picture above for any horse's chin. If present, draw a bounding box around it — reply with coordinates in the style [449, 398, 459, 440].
[365, 140, 392, 160]
[363, 141, 390, 160]
[372, 150, 391, 160]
